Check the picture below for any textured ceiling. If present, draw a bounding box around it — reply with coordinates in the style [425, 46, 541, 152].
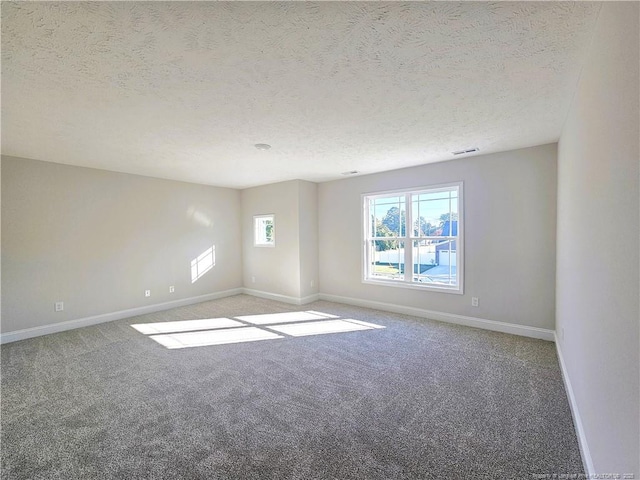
[1, 1, 601, 188]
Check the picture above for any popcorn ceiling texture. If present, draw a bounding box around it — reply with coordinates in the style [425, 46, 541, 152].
[1, 2, 600, 188]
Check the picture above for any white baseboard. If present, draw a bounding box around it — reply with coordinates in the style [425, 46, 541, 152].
[241, 288, 319, 306]
[0, 288, 243, 344]
[554, 335, 594, 475]
[318, 293, 555, 341]
[0, 288, 553, 343]
[299, 293, 321, 305]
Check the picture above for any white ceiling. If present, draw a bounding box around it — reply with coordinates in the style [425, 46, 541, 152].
[1, 1, 601, 189]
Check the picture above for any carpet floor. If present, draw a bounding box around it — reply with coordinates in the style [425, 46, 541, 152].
[1, 295, 583, 479]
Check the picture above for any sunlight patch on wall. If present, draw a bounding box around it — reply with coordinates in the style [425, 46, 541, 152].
[191, 245, 215, 283]
[186, 206, 213, 228]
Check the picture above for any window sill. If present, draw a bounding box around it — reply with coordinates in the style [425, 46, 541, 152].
[362, 278, 463, 295]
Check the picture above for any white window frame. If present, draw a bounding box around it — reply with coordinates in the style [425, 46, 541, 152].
[254, 214, 275, 247]
[362, 182, 463, 294]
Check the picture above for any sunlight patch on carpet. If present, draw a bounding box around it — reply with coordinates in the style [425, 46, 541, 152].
[131, 311, 385, 349]
[235, 311, 338, 325]
[267, 319, 384, 337]
[149, 327, 283, 349]
[131, 318, 243, 335]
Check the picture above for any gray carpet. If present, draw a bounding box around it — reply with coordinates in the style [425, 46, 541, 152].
[1, 295, 583, 479]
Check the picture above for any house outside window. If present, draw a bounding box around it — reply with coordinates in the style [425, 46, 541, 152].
[362, 182, 463, 293]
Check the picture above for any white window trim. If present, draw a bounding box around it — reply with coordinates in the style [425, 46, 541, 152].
[361, 182, 464, 294]
[254, 214, 275, 247]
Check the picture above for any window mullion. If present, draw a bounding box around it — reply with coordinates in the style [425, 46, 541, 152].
[404, 193, 412, 283]
[448, 192, 452, 283]
[365, 200, 372, 279]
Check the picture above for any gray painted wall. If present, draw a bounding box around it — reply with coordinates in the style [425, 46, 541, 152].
[0, 157, 2, 328]
[556, 2, 639, 474]
[298, 180, 319, 299]
[241, 180, 301, 298]
[318, 144, 558, 330]
[241, 179, 319, 301]
[1, 156, 242, 333]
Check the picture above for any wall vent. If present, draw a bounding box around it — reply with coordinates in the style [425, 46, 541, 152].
[452, 147, 479, 155]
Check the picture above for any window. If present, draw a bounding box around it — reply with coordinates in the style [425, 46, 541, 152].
[363, 183, 463, 293]
[254, 214, 275, 247]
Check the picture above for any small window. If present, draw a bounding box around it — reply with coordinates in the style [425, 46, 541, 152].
[254, 214, 275, 247]
[362, 183, 463, 293]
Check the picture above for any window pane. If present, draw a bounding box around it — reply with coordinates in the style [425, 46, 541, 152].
[414, 238, 457, 286]
[412, 238, 437, 275]
[264, 219, 274, 242]
[370, 240, 405, 281]
[412, 199, 438, 237]
[421, 198, 450, 231]
[370, 196, 406, 237]
[450, 196, 459, 220]
[414, 197, 458, 237]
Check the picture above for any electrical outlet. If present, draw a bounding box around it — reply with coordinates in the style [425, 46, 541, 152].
[54, 301, 64, 312]
[251, 276, 256, 283]
[471, 297, 479, 307]
[169, 286, 175, 293]
[310, 280, 314, 287]
[145, 290, 151, 297]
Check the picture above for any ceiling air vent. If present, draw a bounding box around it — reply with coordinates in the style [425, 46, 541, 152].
[341, 170, 359, 176]
[452, 147, 479, 156]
